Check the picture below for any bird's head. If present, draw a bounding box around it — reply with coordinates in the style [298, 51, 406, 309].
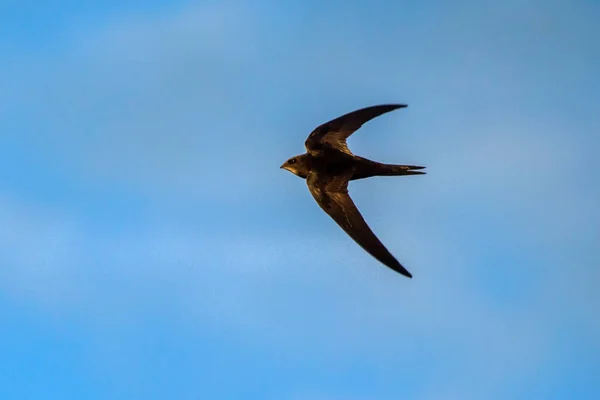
[280, 154, 309, 179]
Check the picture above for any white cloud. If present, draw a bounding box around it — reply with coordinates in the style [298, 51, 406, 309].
[0, 194, 82, 309]
[1, 1, 270, 200]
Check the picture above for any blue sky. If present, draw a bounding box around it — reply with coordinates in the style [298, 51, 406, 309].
[1, 0, 599, 399]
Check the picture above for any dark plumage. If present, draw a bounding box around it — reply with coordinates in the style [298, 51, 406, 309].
[280, 104, 425, 278]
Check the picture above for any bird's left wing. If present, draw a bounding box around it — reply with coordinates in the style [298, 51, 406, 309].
[306, 171, 412, 278]
[304, 104, 406, 156]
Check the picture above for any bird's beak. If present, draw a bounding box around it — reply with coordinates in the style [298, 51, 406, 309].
[280, 163, 293, 173]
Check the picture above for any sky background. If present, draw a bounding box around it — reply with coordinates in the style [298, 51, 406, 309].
[1, 0, 599, 399]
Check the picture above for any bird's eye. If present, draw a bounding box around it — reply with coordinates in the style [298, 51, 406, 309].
[289, 159, 297, 164]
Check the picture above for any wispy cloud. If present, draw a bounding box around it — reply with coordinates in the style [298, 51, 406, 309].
[1, 0, 598, 398]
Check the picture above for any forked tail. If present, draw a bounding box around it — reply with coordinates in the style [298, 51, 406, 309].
[375, 163, 426, 176]
[352, 160, 426, 180]
[351, 159, 425, 180]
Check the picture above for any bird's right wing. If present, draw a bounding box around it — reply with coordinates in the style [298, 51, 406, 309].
[304, 104, 407, 156]
[306, 171, 412, 278]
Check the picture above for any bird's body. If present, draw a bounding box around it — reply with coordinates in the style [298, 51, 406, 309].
[281, 104, 425, 278]
[285, 151, 423, 181]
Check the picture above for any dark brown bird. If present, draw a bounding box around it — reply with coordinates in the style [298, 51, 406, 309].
[280, 104, 425, 278]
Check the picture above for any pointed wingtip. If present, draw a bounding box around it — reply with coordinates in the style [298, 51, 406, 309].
[379, 103, 407, 110]
[393, 262, 413, 278]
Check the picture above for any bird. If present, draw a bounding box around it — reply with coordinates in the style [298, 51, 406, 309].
[280, 104, 425, 278]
